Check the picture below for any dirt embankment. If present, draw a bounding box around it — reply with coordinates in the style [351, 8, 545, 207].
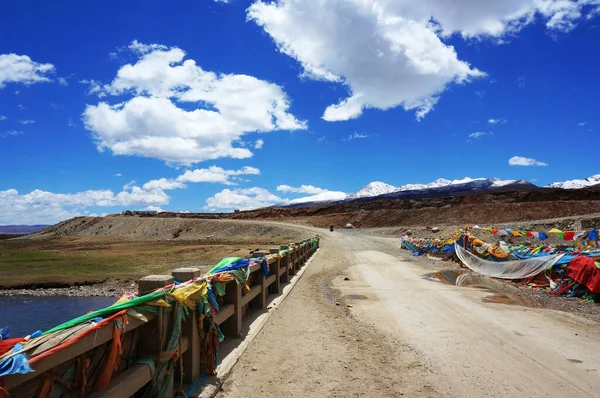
[29, 217, 308, 241]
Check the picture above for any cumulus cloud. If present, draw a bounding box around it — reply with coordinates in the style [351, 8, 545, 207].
[0, 186, 169, 225]
[18, 119, 35, 125]
[287, 190, 348, 204]
[82, 41, 306, 164]
[0, 54, 55, 88]
[277, 184, 327, 194]
[248, 0, 599, 121]
[206, 185, 348, 210]
[508, 156, 548, 166]
[205, 187, 283, 210]
[578, 121, 587, 127]
[248, 0, 485, 121]
[488, 118, 507, 124]
[115, 173, 122, 177]
[254, 139, 264, 149]
[68, 118, 76, 127]
[142, 178, 186, 191]
[176, 165, 260, 185]
[0, 115, 6, 121]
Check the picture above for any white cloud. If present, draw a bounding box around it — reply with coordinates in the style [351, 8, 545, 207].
[248, 1, 599, 121]
[316, 136, 326, 143]
[145, 205, 165, 213]
[0, 186, 170, 225]
[254, 139, 264, 149]
[17, 104, 25, 109]
[578, 121, 587, 127]
[205, 187, 283, 210]
[344, 132, 370, 141]
[57, 77, 68, 86]
[488, 118, 507, 124]
[276, 184, 327, 194]
[49, 103, 64, 110]
[1, 130, 23, 138]
[176, 165, 260, 185]
[140, 166, 260, 194]
[0, 115, 6, 121]
[287, 190, 348, 204]
[508, 156, 548, 166]
[68, 118, 76, 127]
[468, 131, 490, 139]
[82, 41, 306, 164]
[142, 178, 186, 191]
[248, 0, 485, 121]
[18, 119, 35, 125]
[0, 54, 55, 88]
[115, 173, 122, 177]
[205, 184, 348, 210]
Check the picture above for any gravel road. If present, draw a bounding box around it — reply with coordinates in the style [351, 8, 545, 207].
[217, 225, 600, 398]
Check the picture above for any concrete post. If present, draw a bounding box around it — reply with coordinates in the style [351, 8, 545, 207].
[137, 275, 174, 296]
[171, 269, 200, 384]
[171, 267, 201, 282]
[251, 254, 267, 310]
[222, 282, 242, 336]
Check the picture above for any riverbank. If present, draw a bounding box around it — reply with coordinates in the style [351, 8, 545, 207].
[0, 279, 135, 297]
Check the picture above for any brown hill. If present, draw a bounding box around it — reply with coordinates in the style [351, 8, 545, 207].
[231, 188, 600, 228]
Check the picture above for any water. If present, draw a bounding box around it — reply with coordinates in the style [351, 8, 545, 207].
[0, 295, 116, 337]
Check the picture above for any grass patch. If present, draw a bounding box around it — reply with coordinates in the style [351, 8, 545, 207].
[0, 236, 296, 288]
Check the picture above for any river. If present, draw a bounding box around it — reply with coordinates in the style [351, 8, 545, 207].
[0, 295, 117, 337]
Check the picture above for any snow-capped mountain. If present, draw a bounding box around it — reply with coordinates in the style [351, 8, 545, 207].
[351, 177, 518, 198]
[546, 174, 600, 189]
[351, 181, 397, 198]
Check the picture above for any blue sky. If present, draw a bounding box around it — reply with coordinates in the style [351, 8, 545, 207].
[1, 0, 600, 224]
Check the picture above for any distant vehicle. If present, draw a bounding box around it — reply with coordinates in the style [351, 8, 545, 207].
[330, 225, 334, 232]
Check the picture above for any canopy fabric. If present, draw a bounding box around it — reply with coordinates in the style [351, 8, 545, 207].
[455, 243, 563, 279]
[566, 255, 600, 294]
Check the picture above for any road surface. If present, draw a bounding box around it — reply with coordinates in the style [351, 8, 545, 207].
[217, 227, 600, 397]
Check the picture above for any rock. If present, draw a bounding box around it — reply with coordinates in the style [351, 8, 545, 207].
[344, 277, 350, 281]
[252, 366, 258, 371]
[405, 230, 413, 236]
[431, 227, 440, 233]
[347, 304, 353, 308]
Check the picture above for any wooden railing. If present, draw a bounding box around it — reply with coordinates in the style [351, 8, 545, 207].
[3, 238, 319, 397]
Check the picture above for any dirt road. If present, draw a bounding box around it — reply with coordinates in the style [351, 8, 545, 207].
[217, 227, 600, 397]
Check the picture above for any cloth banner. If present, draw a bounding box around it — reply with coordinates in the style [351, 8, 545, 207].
[455, 243, 563, 279]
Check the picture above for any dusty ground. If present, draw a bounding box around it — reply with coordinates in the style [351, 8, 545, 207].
[217, 225, 600, 398]
[217, 226, 439, 398]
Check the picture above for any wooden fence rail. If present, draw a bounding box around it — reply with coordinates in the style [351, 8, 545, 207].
[3, 237, 320, 397]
